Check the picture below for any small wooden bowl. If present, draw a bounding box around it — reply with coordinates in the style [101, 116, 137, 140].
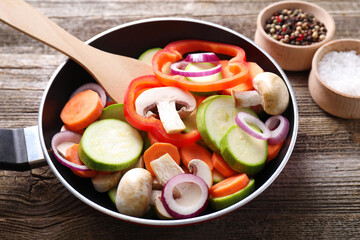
[255, 0, 335, 71]
[308, 39, 360, 119]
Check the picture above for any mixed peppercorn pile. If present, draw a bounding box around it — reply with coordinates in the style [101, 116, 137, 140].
[264, 8, 327, 46]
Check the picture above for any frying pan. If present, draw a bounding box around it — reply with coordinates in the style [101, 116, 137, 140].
[0, 18, 298, 226]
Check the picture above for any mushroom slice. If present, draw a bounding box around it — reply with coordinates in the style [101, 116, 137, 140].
[135, 87, 196, 134]
[188, 159, 213, 188]
[91, 171, 122, 193]
[150, 153, 184, 186]
[154, 194, 174, 219]
[232, 72, 290, 115]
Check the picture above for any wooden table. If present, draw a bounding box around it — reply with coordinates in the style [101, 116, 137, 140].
[0, 0, 359, 239]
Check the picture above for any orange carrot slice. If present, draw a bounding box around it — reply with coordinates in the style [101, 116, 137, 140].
[179, 142, 213, 170]
[60, 89, 103, 131]
[266, 141, 284, 163]
[210, 173, 249, 198]
[143, 142, 180, 176]
[211, 152, 236, 177]
[65, 144, 97, 178]
[221, 62, 264, 95]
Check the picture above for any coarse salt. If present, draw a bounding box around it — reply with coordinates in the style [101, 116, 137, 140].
[317, 50, 360, 96]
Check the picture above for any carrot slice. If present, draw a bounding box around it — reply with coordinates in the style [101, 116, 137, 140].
[179, 142, 213, 170]
[65, 144, 97, 178]
[143, 142, 180, 176]
[209, 173, 249, 198]
[221, 62, 264, 95]
[211, 152, 236, 177]
[60, 89, 103, 131]
[266, 141, 284, 163]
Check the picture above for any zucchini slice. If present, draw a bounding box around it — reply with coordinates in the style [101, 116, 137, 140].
[220, 125, 267, 174]
[138, 47, 162, 65]
[79, 119, 143, 171]
[209, 178, 255, 210]
[196, 95, 256, 153]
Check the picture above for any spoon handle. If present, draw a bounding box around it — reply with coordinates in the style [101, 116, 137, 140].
[0, 0, 90, 63]
[0, 0, 153, 103]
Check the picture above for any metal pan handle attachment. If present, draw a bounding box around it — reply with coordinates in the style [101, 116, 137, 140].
[0, 125, 46, 171]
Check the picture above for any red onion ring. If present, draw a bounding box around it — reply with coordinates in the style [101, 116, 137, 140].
[70, 83, 107, 107]
[265, 115, 289, 145]
[185, 52, 220, 63]
[51, 131, 91, 171]
[161, 173, 209, 219]
[170, 60, 222, 77]
[235, 112, 271, 140]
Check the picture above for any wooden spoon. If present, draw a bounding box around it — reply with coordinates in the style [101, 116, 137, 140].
[0, 0, 153, 103]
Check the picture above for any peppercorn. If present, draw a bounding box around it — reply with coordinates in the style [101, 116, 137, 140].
[264, 8, 327, 46]
[312, 31, 319, 39]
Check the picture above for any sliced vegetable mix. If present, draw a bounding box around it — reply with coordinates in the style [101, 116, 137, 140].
[51, 40, 291, 220]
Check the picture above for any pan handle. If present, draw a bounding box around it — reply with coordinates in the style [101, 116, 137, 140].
[0, 126, 46, 171]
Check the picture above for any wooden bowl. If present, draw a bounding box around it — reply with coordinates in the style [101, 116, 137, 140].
[255, 0, 335, 71]
[308, 39, 360, 119]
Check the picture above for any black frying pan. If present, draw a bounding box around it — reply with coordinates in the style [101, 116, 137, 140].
[0, 18, 298, 226]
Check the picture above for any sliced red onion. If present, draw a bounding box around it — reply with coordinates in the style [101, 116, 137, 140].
[161, 173, 209, 219]
[265, 115, 290, 145]
[170, 60, 222, 77]
[51, 131, 91, 171]
[235, 112, 271, 140]
[185, 52, 220, 63]
[70, 83, 107, 107]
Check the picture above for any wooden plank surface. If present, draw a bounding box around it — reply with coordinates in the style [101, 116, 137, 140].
[0, 0, 359, 239]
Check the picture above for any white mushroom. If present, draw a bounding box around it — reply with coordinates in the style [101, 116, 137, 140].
[135, 87, 196, 134]
[232, 72, 290, 115]
[152, 178, 163, 190]
[154, 194, 174, 220]
[115, 168, 153, 217]
[188, 159, 213, 188]
[150, 190, 162, 205]
[149, 153, 184, 186]
[150, 153, 185, 198]
[91, 171, 122, 193]
[56, 142, 75, 157]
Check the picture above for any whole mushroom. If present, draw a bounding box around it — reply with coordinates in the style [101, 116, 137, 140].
[231, 72, 289, 115]
[135, 86, 196, 134]
[115, 168, 153, 217]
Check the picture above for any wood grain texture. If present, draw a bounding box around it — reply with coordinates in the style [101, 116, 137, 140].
[0, 0, 359, 239]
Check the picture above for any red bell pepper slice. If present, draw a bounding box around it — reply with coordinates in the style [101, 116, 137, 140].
[123, 75, 201, 147]
[152, 40, 250, 92]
